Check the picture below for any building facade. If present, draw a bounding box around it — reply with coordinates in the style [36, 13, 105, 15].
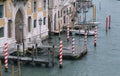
[48, 0, 76, 32]
[0, 0, 48, 51]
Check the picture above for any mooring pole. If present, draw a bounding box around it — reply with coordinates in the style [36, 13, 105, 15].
[0, 60, 2, 76]
[32, 46, 35, 66]
[52, 45, 55, 67]
[106, 17, 108, 32]
[11, 65, 14, 76]
[17, 45, 20, 61]
[18, 61, 21, 76]
[67, 16, 70, 42]
[48, 48, 50, 68]
[35, 44, 38, 58]
[72, 37, 75, 55]
[59, 41, 63, 69]
[94, 26, 97, 47]
[109, 15, 111, 29]
[4, 43, 8, 72]
[84, 30, 87, 48]
[59, 24, 61, 40]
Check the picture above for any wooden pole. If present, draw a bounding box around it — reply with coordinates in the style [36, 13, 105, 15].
[32, 46, 35, 66]
[48, 48, 50, 68]
[18, 61, 21, 76]
[58, 22, 61, 40]
[11, 65, 14, 76]
[17, 45, 19, 61]
[93, 5, 96, 22]
[0, 60, 2, 76]
[52, 45, 54, 67]
[35, 44, 38, 58]
[109, 15, 111, 29]
[106, 17, 108, 32]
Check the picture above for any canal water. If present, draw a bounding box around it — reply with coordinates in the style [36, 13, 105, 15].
[2, 0, 120, 76]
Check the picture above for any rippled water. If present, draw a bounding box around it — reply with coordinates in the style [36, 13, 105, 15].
[3, 0, 120, 76]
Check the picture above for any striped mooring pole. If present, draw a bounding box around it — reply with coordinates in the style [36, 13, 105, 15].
[67, 16, 70, 41]
[109, 15, 111, 29]
[59, 41, 63, 68]
[4, 43, 8, 72]
[84, 31, 87, 48]
[72, 37, 75, 55]
[106, 16, 108, 32]
[94, 26, 97, 47]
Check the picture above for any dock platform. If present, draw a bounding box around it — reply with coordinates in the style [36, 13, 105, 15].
[57, 46, 87, 60]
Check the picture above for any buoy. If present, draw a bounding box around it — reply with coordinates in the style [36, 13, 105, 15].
[59, 41, 63, 68]
[94, 26, 97, 47]
[72, 37, 75, 55]
[4, 43, 8, 72]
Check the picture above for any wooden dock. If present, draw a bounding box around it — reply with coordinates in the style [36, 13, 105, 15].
[0, 55, 49, 66]
[57, 46, 87, 60]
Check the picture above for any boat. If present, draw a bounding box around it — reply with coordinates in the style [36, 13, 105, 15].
[89, 21, 101, 26]
[70, 29, 95, 36]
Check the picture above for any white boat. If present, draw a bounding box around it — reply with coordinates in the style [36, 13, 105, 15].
[70, 29, 95, 36]
[89, 21, 101, 26]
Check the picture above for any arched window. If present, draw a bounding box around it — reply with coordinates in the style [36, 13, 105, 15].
[8, 20, 12, 38]
[28, 17, 32, 32]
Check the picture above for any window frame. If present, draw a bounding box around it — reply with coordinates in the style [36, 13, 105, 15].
[33, 0, 37, 12]
[34, 19, 37, 28]
[43, 17, 46, 25]
[44, 0, 46, 10]
[0, 4, 4, 18]
[28, 17, 32, 32]
[0, 27, 4, 38]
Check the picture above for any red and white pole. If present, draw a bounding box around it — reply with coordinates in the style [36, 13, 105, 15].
[84, 31, 87, 48]
[72, 37, 75, 55]
[109, 15, 111, 29]
[59, 41, 63, 68]
[94, 26, 97, 47]
[106, 17, 108, 32]
[4, 43, 8, 72]
[67, 16, 70, 41]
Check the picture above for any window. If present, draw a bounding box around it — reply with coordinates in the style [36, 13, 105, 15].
[43, 17, 46, 25]
[0, 27, 4, 37]
[34, 20, 37, 28]
[64, 11, 65, 13]
[44, 0, 46, 10]
[64, 16, 65, 23]
[0, 5, 4, 18]
[28, 17, 31, 32]
[67, 8, 68, 15]
[69, 7, 71, 13]
[34, 1, 37, 12]
[8, 20, 12, 38]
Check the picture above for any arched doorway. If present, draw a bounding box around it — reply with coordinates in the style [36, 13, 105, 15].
[54, 13, 56, 30]
[15, 9, 24, 43]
